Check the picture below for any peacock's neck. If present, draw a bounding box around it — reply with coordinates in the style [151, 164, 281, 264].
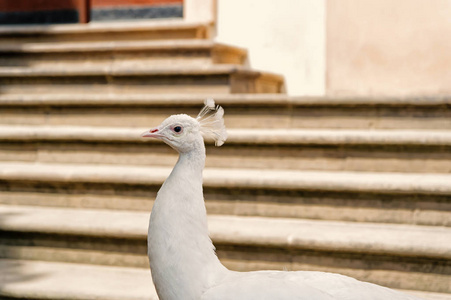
[148, 140, 227, 300]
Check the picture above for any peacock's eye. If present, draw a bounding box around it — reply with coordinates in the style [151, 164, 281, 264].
[173, 125, 182, 133]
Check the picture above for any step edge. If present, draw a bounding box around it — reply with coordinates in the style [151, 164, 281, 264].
[0, 40, 247, 55]
[1, 125, 450, 146]
[0, 94, 449, 107]
[0, 64, 283, 79]
[1, 205, 450, 260]
[0, 162, 450, 195]
[0, 20, 208, 36]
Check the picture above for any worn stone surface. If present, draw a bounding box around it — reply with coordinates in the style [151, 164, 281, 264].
[0, 40, 247, 68]
[0, 20, 210, 43]
[0, 162, 450, 195]
[0, 125, 450, 173]
[0, 65, 284, 95]
[0, 162, 450, 227]
[2, 204, 450, 258]
[0, 94, 449, 130]
[0, 259, 157, 300]
[0, 205, 450, 293]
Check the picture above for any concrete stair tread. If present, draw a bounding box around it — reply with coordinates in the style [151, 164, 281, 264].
[0, 39, 246, 54]
[1, 94, 448, 130]
[0, 64, 283, 79]
[219, 128, 451, 146]
[0, 259, 448, 300]
[0, 259, 156, 300]
[1, 124, 450, 146]
[0, 161, 450, 195]
[405, 291, 451, 300]
[1, 204, 450, 260]
[0, 93, 449, 107]
[0, 20, 211, 45]
[0, 40, 248, 69]
[0, 19, 208, 36]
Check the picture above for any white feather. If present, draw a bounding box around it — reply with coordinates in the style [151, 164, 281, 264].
[196, 98, 228, 146]
[201, 271, 422, 300]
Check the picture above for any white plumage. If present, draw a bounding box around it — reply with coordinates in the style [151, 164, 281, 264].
[141, 100, 422, 300]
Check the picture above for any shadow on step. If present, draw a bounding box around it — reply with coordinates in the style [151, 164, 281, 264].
[0, 211, 47, 298]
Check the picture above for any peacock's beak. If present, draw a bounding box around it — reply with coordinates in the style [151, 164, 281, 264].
[141, 128, 162, 139]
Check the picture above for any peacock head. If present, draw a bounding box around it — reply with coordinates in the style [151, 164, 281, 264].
[141, 99, 227, 153]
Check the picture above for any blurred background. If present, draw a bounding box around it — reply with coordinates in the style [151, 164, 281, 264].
[0, 0, 450, 299]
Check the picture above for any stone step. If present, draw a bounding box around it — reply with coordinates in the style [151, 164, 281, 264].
[0, 259, 156, 300]
[0, 20, 210, 44]
[0, 65, 284, 94]
[0, 204, 450, 294]
[0, 162, 449, 226]
[0, 260, 448, 300]
[1, 125, 450, 173]
[0, 40, 247, 68]
[0, 94, 449, 130]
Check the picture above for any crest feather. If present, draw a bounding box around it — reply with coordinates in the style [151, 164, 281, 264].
[196, 99, 227, 146]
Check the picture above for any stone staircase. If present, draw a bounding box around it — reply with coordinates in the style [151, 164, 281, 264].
[0, 20, 450, 300]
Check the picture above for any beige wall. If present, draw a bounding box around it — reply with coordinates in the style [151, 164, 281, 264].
[184, 0, 215, 24]
[215, 0, 326, 96]
[327, 0, 451, 97]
